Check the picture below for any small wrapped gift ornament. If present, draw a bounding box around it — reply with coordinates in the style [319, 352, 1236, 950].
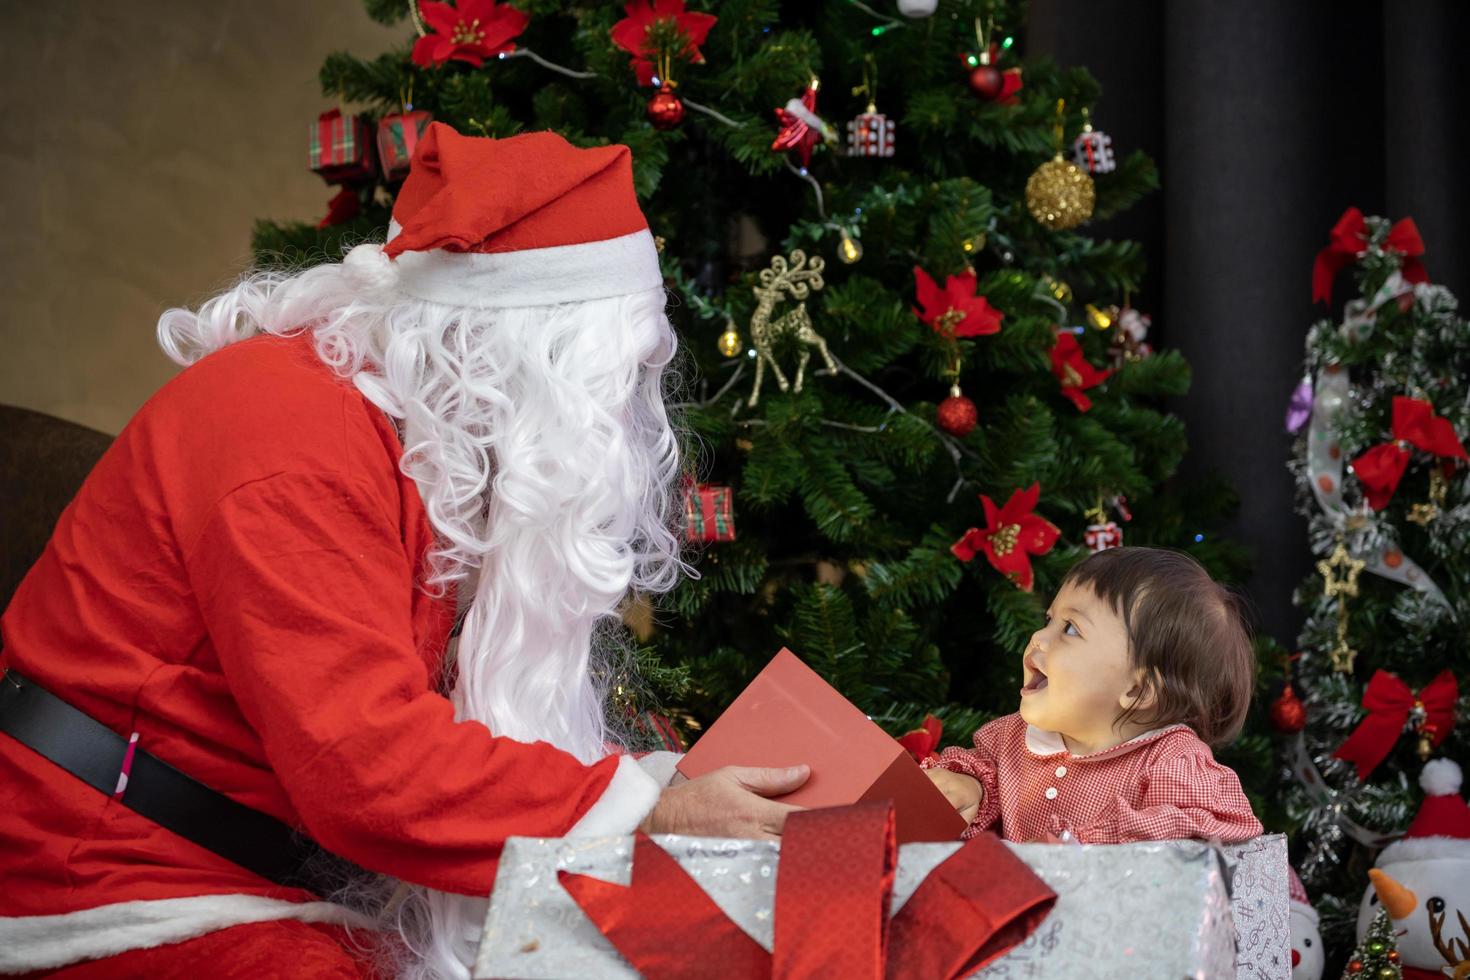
[376, 109, 432, 182]
[309, 108, 375, 185]
[1072, 121, 1116, 174]
[846, 103, 895, 157]
[683, 482, 735, 543]
[1085, 520, 1123, 552]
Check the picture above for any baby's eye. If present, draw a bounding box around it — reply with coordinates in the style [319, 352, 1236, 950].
[1064, 620, 1081, 637]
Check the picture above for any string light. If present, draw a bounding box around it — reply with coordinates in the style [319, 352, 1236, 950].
[837, 227, 863, 263]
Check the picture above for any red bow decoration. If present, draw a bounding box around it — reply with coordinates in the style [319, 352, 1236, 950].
[912, 267, 1004, 338]
[772, 82, 834, 169]
[558, 802, 1056, 980]
[411, 0, 529, 68]
[1349, 396, 1467, 510]
[896, 714, 942, 763]
[1311, 206, 1429, 305]
[1049, 332, 1111, 412]
[951, 483, 1061, 593]
[1333, 669, 1458, 781]
[610, 0, 718, 87]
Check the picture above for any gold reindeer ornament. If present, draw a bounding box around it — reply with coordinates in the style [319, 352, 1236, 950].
[746, 250, 838, 407]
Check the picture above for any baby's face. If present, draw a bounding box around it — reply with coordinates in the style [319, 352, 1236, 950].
[1018, 581, 1140, 753]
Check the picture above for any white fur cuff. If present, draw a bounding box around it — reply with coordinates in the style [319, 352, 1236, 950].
[0, 895, 369, 974]
[565, 754, 662, 838]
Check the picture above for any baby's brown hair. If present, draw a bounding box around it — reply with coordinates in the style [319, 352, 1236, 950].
[1061, 546, 1255, 747]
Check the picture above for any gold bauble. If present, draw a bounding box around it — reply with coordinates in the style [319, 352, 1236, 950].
[1025, 154, 1095, 230]
[718, 326, 743, 358]
[1047, 277, 1072, 303]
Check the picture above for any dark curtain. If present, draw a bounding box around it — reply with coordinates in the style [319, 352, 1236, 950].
[1027, 0, 1470, 646]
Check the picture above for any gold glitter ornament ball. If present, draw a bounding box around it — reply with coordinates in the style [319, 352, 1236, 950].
[1026, 154, 1095, 230]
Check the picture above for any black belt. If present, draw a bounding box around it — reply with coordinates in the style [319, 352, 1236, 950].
[0, 669, 339, 895]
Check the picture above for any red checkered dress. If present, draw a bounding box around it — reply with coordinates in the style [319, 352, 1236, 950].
[925, 713, 1262, 844]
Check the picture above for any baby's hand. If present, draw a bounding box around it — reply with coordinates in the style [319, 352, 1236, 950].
[925, 768, 982, 824]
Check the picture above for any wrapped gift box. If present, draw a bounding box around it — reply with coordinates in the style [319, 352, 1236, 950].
[476, 833, 1288, 979]
[676, 649, 966, 843]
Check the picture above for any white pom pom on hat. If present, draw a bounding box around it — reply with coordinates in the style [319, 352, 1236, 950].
[1421, 757, 1462, 797]
[341, 242, 400, 293]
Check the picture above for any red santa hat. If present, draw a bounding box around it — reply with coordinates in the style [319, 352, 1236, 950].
[371, 123, 663, 308]
[1376, 758, 1470, 866]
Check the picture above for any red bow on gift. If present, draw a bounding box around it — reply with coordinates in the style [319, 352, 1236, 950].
[1312, 206, 1429, 305]
[559, 802, 1056, 980]
[896, 714, 943, 763]
[1349, 396, 1467, 510]
[1333, 669, 1457, 781]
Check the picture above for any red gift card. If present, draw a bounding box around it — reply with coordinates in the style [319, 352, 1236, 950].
[677, 649, 968, 844]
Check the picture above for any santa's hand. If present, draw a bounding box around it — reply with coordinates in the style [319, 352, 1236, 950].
[639, 765, 809, 840]
[925, 768, 982, 824]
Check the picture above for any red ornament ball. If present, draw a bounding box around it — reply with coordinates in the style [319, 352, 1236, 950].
[1347, 960, 1364, 974]
[646, 84, 685, 130]
[1269, 683, 1308, 734]
[968, 65, 1004, 100]
[1386, 950, 1400, 963]
[937, 391, 978, 437]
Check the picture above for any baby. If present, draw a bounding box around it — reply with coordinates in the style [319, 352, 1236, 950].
[925, 546, 1263, 843]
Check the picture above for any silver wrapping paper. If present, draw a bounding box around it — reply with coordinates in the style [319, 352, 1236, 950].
[1217, 834, 1291, 980]
[475, 835, 1268, 979]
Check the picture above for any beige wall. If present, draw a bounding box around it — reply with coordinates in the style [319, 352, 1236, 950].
[0, 2, 402, 435]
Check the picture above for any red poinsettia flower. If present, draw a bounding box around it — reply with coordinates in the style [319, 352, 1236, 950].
[951, 483, 1061, 592]
[896, 714, 943, 764]
[912, 266, 1004, 338]
[611, 0, 717, 86]
[1049, 331, 1111, 412]
[412, 0, 529, 68]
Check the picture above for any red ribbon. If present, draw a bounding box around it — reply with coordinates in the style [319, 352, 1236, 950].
[1312, 207, 1429, 305]
[896, 714, 942, 763]
[558, 802, 1056, 980]
[1349, 396, 1467, 510]
[1333, 669, 1457, 781]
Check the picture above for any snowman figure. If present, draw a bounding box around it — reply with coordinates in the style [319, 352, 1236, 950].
[1356, 759, 1470, 980]
[1289, 866, 1324, 980]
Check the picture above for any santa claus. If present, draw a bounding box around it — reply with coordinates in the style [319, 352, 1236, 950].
[0, 124, 808, 978]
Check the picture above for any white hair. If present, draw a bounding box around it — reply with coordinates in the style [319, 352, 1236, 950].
[157, 242, 689, 978]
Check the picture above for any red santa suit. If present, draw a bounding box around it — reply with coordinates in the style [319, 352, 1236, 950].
[0, 331, 661, 971]
[0, 126, 670, 975]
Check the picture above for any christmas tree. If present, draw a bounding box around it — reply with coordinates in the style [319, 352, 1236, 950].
[259, 1, 1248, 751]
[1340, 908, 1402, 979]
[1280, 210, 1469, 953]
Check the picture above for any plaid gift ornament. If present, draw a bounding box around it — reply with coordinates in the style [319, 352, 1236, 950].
[309, 108, 375, 185]
[1084, 520, 1123, 552]
[1071, 120, 1115, 175]
[376, 109, 432, 182]
[846, 103, 895, 158]
[684, 482, 735, 543]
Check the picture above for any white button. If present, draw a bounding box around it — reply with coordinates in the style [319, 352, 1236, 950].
[1045, 786, 1059, 800]
[1055, 765, 1067, 778]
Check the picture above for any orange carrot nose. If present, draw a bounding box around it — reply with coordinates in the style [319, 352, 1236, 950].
[1368, 868, 1418, 920]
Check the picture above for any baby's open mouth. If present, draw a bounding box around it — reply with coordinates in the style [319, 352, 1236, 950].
[1021, 658, 1048, 694]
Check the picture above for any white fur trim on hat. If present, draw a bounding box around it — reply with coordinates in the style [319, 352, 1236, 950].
[0, 894, 370, 974]
[383, 223, 663, 309]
